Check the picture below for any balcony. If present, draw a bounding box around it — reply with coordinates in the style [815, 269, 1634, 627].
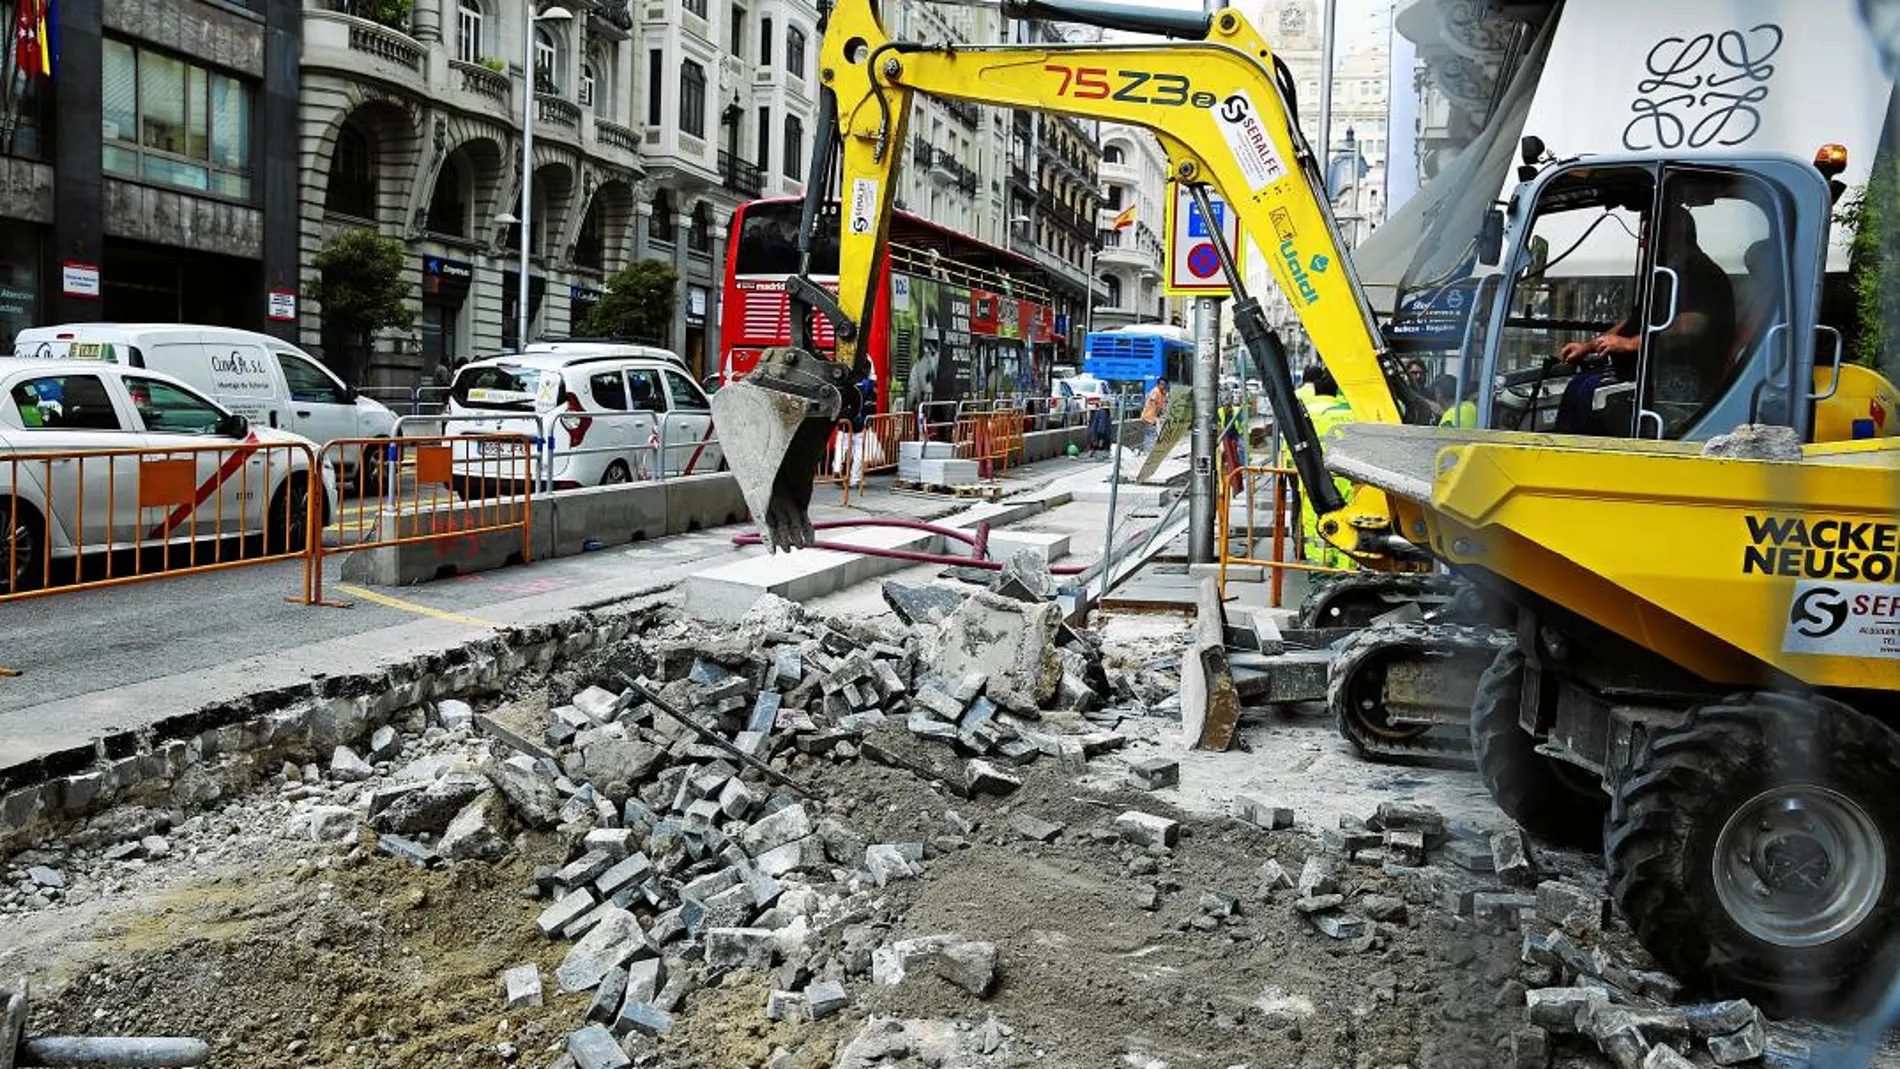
[719, 150, 764, 198]
[943, 99, 981, 130]
[451, 60, 510, 106]
[536, 94, 581, 130]
[913, 138, 934, 170]
[304, 9, 426, 80]
[595, 119, 639, 154]
[928, 148, 978, 196]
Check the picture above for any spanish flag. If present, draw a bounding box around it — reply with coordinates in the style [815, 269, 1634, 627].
[1111, 204, 1137, 230]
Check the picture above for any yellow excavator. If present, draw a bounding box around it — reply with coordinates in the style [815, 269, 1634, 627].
[709, 0, 1900, 1010]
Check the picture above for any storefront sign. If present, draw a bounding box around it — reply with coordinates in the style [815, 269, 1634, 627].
[687, 286, 708, 326]
[268, 289, 297, 322]
[424, 256, 474, 300]
[61, 261, 100, 299]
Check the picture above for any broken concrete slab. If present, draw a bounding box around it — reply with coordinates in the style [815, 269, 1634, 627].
[1180, 578, 1240, 751]
[1230, 795, 1294, 830]
[805, 979, 850, 1020]
[329, 746, 373, 782]
[1113, 811, 1179, 848]
[557, 907, 645, 992]
[566, 1024, 632, 1069]
[440, 791, 512, 862]
[929, 590, 1062, 707]
[501, 964, 544, 1009]
[1126, 758, 1179, 791]
[741, 803, 814, 855]
[704, 927, 778, 971]
[1535, 880, 1606, 939]
[1008, 813, 1063, 843]
[371, 772, 489, 837]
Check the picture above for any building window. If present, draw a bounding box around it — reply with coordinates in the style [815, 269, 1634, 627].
[783, 115, 802, 179]
[680, 61, 705, 138]
[102, 39, 254, 200]
[1103, 275, 1121, 306]
[786, 25, 806, 77]
[424, 156, 466, 236]
[579, 62, 596, 108]
[325, 122, 375, 219]
[688, 201, 711, 253]
[647, 50, 663, 126]
[756, 106, 770, 171]
[683, 0, 706, 18]
[1102, 144, 1123, 164]
[730, 5, 745, 58]
[650, 188, 675, 243]
[760, 17, 772, 65]
[456, 0, 485, 64]
[534, 26, 560, 93]
[1104, 184, 1121, 210]
[574, 198, 603, 269]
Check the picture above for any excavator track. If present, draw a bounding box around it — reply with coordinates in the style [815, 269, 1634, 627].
[1325, 621, 1512, 765]
[1297, 573, 1465, 629]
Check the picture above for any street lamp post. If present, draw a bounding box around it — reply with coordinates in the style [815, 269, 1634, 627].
[514, 3, 573, 349]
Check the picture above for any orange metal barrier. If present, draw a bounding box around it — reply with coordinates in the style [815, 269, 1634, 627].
[951, 408, 1026, 478]
[1214, 458, 1352, 607]
[307, 434, 534, 607]
[1, 440, 322, 603]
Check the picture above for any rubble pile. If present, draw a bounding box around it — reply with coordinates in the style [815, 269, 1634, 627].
[296, 583, 1152, 1066]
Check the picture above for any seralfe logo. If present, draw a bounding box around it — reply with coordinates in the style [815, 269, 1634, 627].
[1790, 585, 1849, 639]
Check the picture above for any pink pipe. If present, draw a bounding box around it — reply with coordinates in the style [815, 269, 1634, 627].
[731, 518, 1085, 574]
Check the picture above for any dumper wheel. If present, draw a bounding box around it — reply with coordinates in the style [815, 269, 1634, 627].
[1470, 646, 1607, 848]
[1606, 693, 1900, 1015]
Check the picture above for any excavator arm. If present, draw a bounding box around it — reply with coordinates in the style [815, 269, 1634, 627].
[711, 0, 1432, 555]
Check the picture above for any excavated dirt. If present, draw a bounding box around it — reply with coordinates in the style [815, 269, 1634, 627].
[11, 600, 1886, 1069]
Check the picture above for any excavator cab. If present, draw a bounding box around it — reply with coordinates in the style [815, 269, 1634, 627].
[1474, 151, 1844, 446]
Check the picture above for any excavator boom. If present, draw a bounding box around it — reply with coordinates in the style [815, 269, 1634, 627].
[711, 0, 1429, 552]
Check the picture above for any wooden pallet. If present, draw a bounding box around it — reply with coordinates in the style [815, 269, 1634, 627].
[892, 478, 1003, 500]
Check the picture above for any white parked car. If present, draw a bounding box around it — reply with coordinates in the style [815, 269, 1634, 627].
[0, 358, 337, 591]
[445, 346, 724, 491]
[13, 323, 398, 485]
[1051, 375, 1115, 415]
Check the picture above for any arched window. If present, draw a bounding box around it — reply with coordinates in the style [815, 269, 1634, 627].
[650, 187, 675, 243]
[534, 26, 560, 93]
[325, 122, 375, 220]
[425, 155, 466, 236]
[575, 198, 604, 269]
[786, 25, 806, 77]
[579, 61, 597, 109]
[688, 201, 712, 252]
[455, 0, 485, 64]
[1102, 274, 1122, 307]
[1102, 144, 1124, 164]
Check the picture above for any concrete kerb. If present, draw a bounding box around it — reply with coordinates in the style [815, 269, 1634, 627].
[341, 474, 747, 586]
[0, 601, 666, 857]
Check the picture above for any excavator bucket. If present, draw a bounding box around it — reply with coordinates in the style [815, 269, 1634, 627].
[710, 346, 850, 551]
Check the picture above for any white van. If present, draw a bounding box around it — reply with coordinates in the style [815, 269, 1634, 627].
[13, 324, 398, 475]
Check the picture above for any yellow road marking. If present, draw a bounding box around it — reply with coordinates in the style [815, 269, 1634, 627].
[333, 583, 499, 628]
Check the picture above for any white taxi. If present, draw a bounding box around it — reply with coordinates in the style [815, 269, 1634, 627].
[445, 346, 724, 492]
[0, 357, 337, 592]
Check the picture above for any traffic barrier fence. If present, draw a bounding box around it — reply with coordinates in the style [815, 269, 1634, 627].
[308, 433, 534, 606]
[1, 439, 324, 604]
[1214, 458, 1352, 607]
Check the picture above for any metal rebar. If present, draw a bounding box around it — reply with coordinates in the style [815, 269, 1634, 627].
[19, 1037, 210, 1068]
[616, 673, 819, 798]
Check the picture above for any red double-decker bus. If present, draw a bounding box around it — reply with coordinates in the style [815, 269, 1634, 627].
[718, 197, 1062, 415]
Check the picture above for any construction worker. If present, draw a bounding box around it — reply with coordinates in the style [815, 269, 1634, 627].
[1284, 365, 1356, 568]
[1217, 393, 1248, 497]
[1139, 378, 1168, 452]
[1438, 375, 1479, 429]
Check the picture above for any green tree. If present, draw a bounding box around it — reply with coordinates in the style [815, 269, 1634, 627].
[310, 229, 415, 385]
[578, 259, 678, 342]
[1840, 159, 1900, 380]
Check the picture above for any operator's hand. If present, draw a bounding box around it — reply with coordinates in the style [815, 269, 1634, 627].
[1556, 340, 1592, 364]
